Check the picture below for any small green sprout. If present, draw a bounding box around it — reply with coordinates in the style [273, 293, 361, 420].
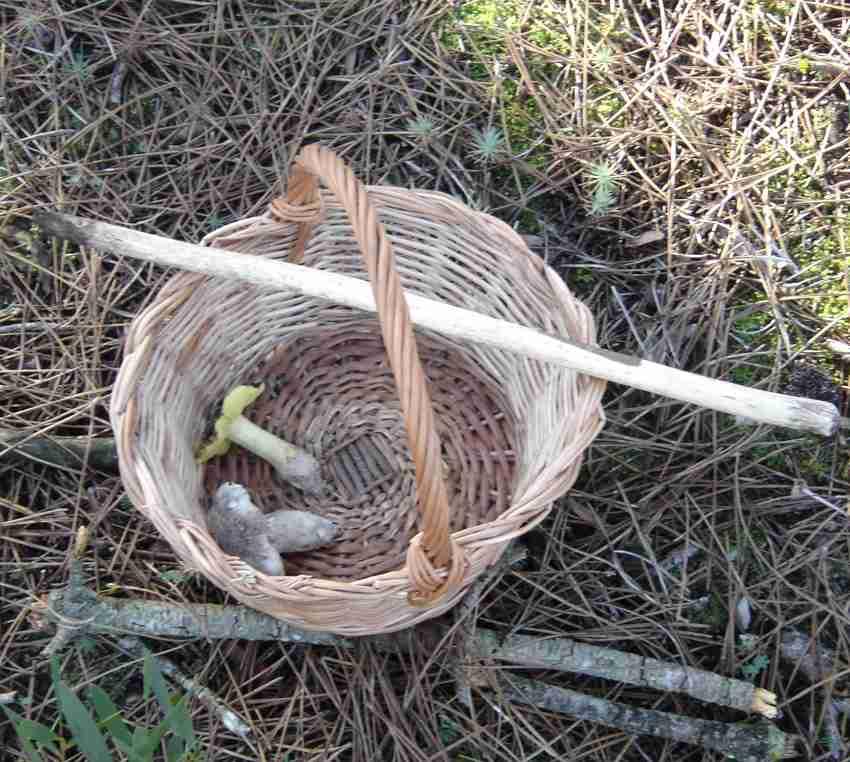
[594, 44, 614, 71]
[65, 51, 91, 79]
[407, 116, 437, 139]
[588, 162, 618, 215]
[740, 654, 770, 680]
[470, 126, 505, 163]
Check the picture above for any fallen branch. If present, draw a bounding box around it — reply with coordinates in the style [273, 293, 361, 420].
[29, 530, 792, 757]
[0, 428, 118, 472]
[488, 673, 800, 761]
[36, 533, 777, 718]
[37, 562, 346, 648]
[34, 211, 840, 436]
[474, 629, 777, 718]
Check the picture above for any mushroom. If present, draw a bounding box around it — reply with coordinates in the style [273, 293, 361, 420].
[196, 384, 323, 495]
[208, 482, 339, 576]
[266, 509, 339, 553]
[208, 482, 284, 576]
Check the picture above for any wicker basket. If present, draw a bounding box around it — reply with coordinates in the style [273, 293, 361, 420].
[110, 145, 606, 636]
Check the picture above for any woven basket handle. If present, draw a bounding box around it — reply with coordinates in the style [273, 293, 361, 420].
[270, 145, 464, 605]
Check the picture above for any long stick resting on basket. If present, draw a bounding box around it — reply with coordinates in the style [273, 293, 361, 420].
[35, 211, 840, 437]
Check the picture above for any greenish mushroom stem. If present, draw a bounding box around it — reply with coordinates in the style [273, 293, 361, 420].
[196, 384, 323, 495]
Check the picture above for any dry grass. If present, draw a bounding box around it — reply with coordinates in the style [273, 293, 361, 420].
[1, 0, 849, 760]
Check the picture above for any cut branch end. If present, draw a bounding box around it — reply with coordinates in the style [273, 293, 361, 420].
[752, 688, 779, 719]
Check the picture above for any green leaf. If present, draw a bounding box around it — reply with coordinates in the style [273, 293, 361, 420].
[132, 717, 170, 759]
[165, 734, 187, 762]
[158, 696, 196, 750]
[15, 719, 61, 752]
[167, 696, 195, 746]
[2, 707, 58, 759]
[143, 650, 170, 710]
[18, 736, 45, 762]
[88, 686, 133, 748]
[131, 699, 194, 760]
[143, 652, 194, 745]
[49, 655, 62, 690]
[54, 681, 113, 762]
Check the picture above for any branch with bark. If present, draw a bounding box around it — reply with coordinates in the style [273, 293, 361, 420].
[0, 428, 118, 472]
[489, 674, 797, 761]
[27, 529, 798, 760]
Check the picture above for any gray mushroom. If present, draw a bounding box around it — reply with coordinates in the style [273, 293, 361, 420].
[266, 510, 338, 553]
[208, 482, 339, 576]
[208, 482, 284, 576]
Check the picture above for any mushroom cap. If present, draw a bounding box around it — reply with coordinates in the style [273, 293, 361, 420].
[208, 482, 284, 576]
[196, 384, 264, 464]
[265, 510, 339, 553]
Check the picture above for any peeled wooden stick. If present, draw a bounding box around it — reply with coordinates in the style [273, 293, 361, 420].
[34, 211, 840, 436]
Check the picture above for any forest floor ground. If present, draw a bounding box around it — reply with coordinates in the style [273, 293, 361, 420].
[1, 2, 848, 760]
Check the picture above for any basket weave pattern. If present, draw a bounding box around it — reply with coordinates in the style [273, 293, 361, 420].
[110, 146, 606, 635]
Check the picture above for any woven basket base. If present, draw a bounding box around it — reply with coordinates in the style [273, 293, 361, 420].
[202, 322, 517, 581]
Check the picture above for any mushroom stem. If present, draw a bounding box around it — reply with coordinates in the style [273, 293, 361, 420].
[228, 416, 322, 495]
[197, 384, 324, 495]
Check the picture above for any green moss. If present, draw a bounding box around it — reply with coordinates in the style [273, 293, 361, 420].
[746, 432, 834, 482]
[799, 453, 828, 479]
[788, 221, 850, 322]
[526, 9, 572, 52]
[440, 0, 518, 55]
[0, 165, 21, 196]
[585, 77, 628, 131]
[729, 365, 759, 386]
[733, 309, 771, 335]
[440, 0, 634, 186]
[442, 1, 570, 55]
[750, 442, 788, 471]
[754, 0, 794, 17]
[794, 434, 837, 482]
[514, 207, 540, 233]
[730, 101, 849, 329]
[438, 2, 572, 169]
[501, 81, 546, 164]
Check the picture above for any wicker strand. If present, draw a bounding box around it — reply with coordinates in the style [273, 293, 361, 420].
[269, 164, 323, 264]
[272, 145, 460, 599]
